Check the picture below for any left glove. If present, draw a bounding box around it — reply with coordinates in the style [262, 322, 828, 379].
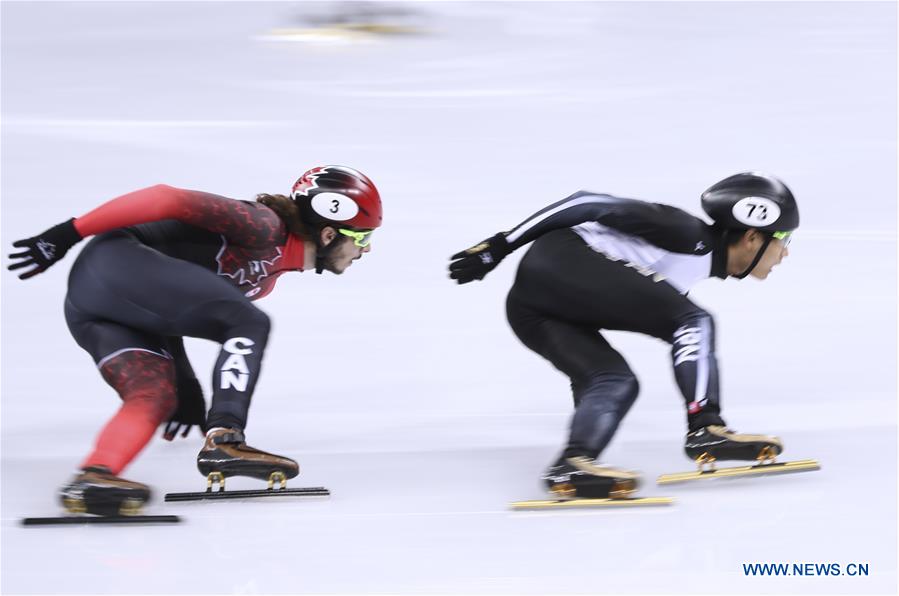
[7, 218, 83, 280]
[448, 232, 511, 284]
[163, 378, 208, 440]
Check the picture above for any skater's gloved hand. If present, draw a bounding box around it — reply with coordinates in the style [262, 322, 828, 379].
[448, 232, 510, 284]
[7, 218, 83, 280]
[163, 378, 208, 440]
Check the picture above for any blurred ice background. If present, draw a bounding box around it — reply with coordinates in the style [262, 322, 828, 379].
[1, 1, 896, 594]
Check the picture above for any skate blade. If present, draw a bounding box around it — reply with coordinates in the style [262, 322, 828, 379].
[165, 486, 330, 502]
[265, 24, 422, 42]
[657, 459, 820, 485]
[22, 515, 180, 526]
[510, 497, 673, 510]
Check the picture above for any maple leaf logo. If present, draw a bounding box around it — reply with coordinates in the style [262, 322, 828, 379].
[291, 165, 329, 198]
[215, 237, 282, 287]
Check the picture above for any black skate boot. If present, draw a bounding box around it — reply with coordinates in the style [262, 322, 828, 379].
[685, 425, 783, 468]
[542, 456, 640, 499]
[59, 466, 151, 516]
[197, 428, 299, 491]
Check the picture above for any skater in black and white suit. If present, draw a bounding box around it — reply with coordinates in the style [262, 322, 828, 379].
[448, 172, 799, 498]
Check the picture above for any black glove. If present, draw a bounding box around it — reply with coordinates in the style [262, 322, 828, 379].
[163, 378, 208, 440]
[448, 232, 511, 284]
[7, 218, 83, 280]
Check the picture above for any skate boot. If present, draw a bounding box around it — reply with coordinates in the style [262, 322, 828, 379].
[59, 466, 151, 516]
[197, 428, 299, 491]
[542, 455, 640, 499]
[685, 425, 783, 469]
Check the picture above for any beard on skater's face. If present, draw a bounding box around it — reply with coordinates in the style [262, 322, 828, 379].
[319, 232, 370, 275]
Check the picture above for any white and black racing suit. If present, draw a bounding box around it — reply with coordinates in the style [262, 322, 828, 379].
[504, 191, 730, 460]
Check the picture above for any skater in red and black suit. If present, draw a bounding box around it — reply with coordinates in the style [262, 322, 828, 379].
[7, 166, 382, 515]
[448, 172, 798, 499]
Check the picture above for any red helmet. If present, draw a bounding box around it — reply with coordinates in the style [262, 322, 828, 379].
[291, 165, 382, 230]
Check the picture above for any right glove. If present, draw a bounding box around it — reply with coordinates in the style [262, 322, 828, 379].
[163, 378, 208, 440]
[448, 232, 511, 284]
[7, 218, 83, 280]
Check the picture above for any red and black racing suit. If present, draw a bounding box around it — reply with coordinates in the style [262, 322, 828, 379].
[64, 185, 305, 474]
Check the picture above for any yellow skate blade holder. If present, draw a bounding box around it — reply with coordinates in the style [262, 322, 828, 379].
[62, 497, 87, 515]
[268, 471, 287, 491]
[549, 483, 577, 499]
[695, 452, 717, 472]
[206, 471, 226, 493]
[510, 497, 674, 510]
[119, 498, 144, 516]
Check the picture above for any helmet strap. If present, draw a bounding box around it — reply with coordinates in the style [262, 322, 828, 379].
[734, 234, 773, 279]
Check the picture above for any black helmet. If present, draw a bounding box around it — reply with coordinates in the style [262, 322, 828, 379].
[701, 172, 799, 233]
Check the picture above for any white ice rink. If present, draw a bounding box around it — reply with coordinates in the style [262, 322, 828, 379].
[1, 1, 897, 594]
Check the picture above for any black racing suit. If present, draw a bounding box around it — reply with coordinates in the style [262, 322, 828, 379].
[503, 191, 730, 460]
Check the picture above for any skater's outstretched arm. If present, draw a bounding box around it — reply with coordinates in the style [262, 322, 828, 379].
[7, 185, 283, 279]
[503, 191, 713, 253]
[448, 190, 715, 284]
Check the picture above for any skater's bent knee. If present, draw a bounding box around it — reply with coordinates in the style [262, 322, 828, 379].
[575, 372, 639, 409]
[186, 299, 271, 340]
[671, 310, 716, 353]
[218, 301, 270, 330]
[578, 371, 638, 391]
[675, 309, 715, 333]
[237, 307, 270, 335]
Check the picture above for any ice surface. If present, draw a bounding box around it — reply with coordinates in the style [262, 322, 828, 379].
[1, 1, 896, 594]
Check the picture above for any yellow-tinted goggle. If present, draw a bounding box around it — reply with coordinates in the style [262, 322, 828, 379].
[338, 228, 374, 247]
[772, 231, 792, 247]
